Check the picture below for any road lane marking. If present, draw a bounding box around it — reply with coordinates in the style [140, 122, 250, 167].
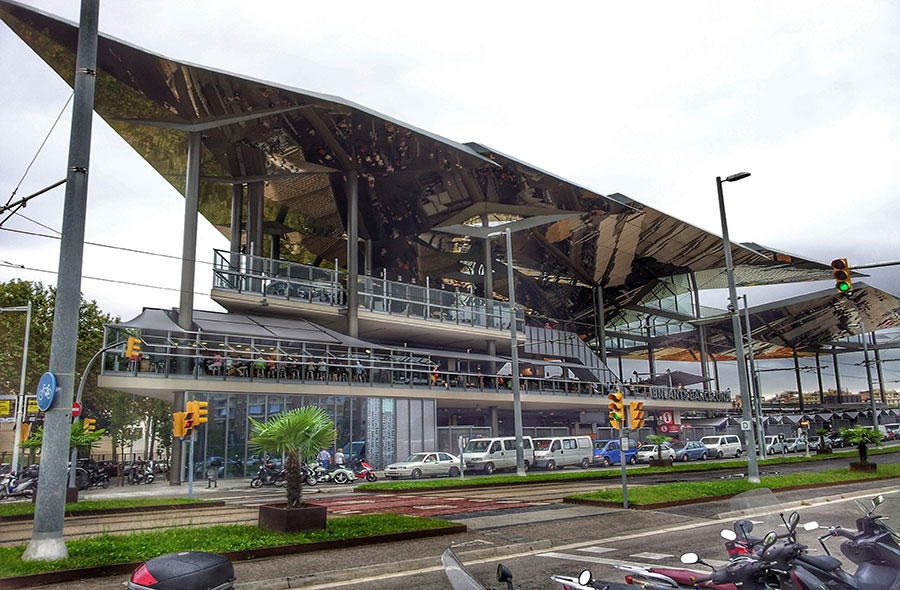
[538, 551, 656, 570]
[630, 552, 673, 560]
[577, 546, 617, 554]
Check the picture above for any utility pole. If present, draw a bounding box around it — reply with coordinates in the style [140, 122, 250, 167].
[24, 0, 99, 561]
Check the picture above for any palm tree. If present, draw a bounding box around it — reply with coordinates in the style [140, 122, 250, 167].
[249, 406, 336, 508]
[646, 433, 673, 461]
[839, 426, 882, 464]
[22, 418, 105, 452]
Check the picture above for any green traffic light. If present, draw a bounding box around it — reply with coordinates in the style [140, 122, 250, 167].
[837, 282, 851, 292]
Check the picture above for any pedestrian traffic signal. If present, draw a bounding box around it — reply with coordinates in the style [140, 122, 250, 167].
[82, 418, 96, 433]
[188, 400, 209, 425]
[125, 336, 142, 358]
[629, 401, 645, 430]
[173, 411, 187, 438]
[608, 391, 625, 430]
[831, 258, 853, 294]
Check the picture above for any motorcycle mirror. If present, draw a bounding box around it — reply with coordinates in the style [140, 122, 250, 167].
[788, 512, 800, 530]
[720, 529, 737, 541]
[803, 521, 820, 531]
[681, 553, 699, 565]
[496, 564, 513, 584]
[874, 495, 884, 507]
[578, 570, 592, 586]
[764, 531, 778, 547]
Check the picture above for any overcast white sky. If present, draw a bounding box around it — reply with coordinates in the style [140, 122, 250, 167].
[1, 1, 898, 395]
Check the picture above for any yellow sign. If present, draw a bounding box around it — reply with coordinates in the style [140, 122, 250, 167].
[27, 400, 40, 413]
[0, 400, 10, 416]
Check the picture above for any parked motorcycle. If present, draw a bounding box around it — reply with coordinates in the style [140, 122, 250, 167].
[126, 462, 155, 485]
[250, 461, 285, 488]
[311, 461, 355, 485]
[0, 470, 38, 500]
[350, 457, 377, 482]
[129, 551, 234, 590]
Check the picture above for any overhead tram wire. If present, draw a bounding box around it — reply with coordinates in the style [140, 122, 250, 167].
[4, 91, 74, 209]
[0, 226, 215, 267]
[0, 261, 211, 299]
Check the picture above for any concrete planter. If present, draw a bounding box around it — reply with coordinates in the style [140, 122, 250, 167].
[649, 458, 674, 468]
[850, 462, 877, 473]
[259, 502, 327, 532]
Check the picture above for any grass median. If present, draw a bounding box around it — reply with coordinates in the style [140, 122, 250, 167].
[568, 463, 900, 506]
[357, 445, 900, 491]
[0, 513, 457, 578]
[0, 497, 210, 518]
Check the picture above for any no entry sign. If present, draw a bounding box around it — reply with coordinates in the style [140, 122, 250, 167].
[72, 401, 82, 417]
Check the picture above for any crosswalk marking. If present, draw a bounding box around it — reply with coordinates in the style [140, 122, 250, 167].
[630, 552, 673, 560]
[577, 546, 617, 555]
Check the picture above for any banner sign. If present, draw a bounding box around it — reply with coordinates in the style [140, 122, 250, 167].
[628, 385, 731, 404]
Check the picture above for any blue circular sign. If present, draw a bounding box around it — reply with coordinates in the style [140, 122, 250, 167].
[36, 372, 57, 412]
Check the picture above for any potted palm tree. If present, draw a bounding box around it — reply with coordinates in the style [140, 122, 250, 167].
[839, 425, 883, 472]
[646, 433, 674, 467]
[250, 406, 336, 532]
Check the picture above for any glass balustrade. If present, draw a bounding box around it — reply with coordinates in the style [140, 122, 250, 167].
[211, 250, 524, 331]
[101, 326, 605, 397]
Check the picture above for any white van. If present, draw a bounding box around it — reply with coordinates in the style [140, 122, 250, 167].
[463, 436, 535, 474]
[699, 435, 743, 459]
[532, 436, 593, 470]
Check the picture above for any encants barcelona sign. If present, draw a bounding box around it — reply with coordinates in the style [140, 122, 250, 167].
[628, 385, 731, 404]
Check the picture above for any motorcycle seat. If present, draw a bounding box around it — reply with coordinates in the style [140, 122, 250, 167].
[798, 554, 843, 571]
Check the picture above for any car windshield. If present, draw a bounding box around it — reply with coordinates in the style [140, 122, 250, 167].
[700, 438, 717, 445]
[464, 440, 491, 453]
[786, 438, 797, 444]
[402, 454, 429, 463]
[533, 440, 552, 450]
[669, 441, 687, 449]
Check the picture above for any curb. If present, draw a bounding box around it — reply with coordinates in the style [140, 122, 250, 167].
[0, 501, 225, 523]
[562, 475, 899, 510]
[0, 524, 467, 590]
[234, 540, 553, 590]
[355, 449, 900, 494]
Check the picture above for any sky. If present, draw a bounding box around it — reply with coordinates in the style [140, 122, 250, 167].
[1, 1, 899, 396]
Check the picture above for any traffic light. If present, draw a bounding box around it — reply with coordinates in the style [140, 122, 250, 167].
[799, 420, 809, 430]
[831, 258, 853, 294]
[629, 401, 645, 430]
[83, 418, 96, 433]
[126, 336, 142, 358]
[608, 391, 625, 430]
[189, 400, 208, 425]
[173, 411, 187, 438]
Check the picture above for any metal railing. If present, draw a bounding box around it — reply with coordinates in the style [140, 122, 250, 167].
[211, 250, 524, 331]
[101, 325, 603, 398]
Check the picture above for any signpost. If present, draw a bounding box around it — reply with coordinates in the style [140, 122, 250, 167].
[71, 402, 81, 418]
[661, 411, 674, 425]
[36, 372, 58, 412]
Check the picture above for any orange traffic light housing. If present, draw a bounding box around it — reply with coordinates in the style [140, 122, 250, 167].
[173, 411, 187, 438]
[629, 401, 645, 430]
[831, 258, 852, 294]
[125, 336, 142, 358]
[608, 391, 625, 430]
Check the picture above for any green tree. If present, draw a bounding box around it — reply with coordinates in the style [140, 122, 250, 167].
[839, 426, 883, 464]
[646, 433, 673, 461]
[250, 407, 336, 508]
[22, 418, 105, 452]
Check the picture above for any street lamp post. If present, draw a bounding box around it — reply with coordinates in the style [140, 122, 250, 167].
[1, 302, 32, 475]
[716, 172, 760, 483]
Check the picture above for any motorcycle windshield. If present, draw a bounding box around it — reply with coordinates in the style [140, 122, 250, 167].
[442, 548, 487, 590]
[723, 488, 790, 551]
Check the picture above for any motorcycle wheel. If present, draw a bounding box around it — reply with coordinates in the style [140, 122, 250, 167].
[250, 477, 262, 488]
[273, 474, 286, 487]
[333, 471, 350, 484]
[145, 474, 154, 484]
[305, 475, 318, 486]
[100, 476, 109, 489]
[365, 471, 377, 482]
[0, 487, 8, 500]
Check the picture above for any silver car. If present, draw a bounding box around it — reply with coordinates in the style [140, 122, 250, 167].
[785, 437, 807, 453]
[636, 444, 676, 463]
[765, 435, 787, 454]
[384, 452, 462, 480]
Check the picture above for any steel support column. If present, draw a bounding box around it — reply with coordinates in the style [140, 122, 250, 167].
[689, 271, 710, 391]
[793, 349, 804, 413]
[229, 184, 243, 282]
[25, 0, 99, 561]
[178, 131, 202, 330]
[815, 353, 824, 405]
[345, 171, 359, 338]
[873, 333, 886, 404]
[594, 286, 607, 365]
[832, 345, 843, 404]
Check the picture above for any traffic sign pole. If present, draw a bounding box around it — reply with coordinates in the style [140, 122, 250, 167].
[619, 421, 628, 509]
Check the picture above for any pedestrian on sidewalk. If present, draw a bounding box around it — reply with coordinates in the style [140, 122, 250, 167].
[334, 447, 346, 467]
[318, 447, 331, 469]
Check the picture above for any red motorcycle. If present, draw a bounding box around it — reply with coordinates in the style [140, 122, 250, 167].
[351, 458, 378, 482]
